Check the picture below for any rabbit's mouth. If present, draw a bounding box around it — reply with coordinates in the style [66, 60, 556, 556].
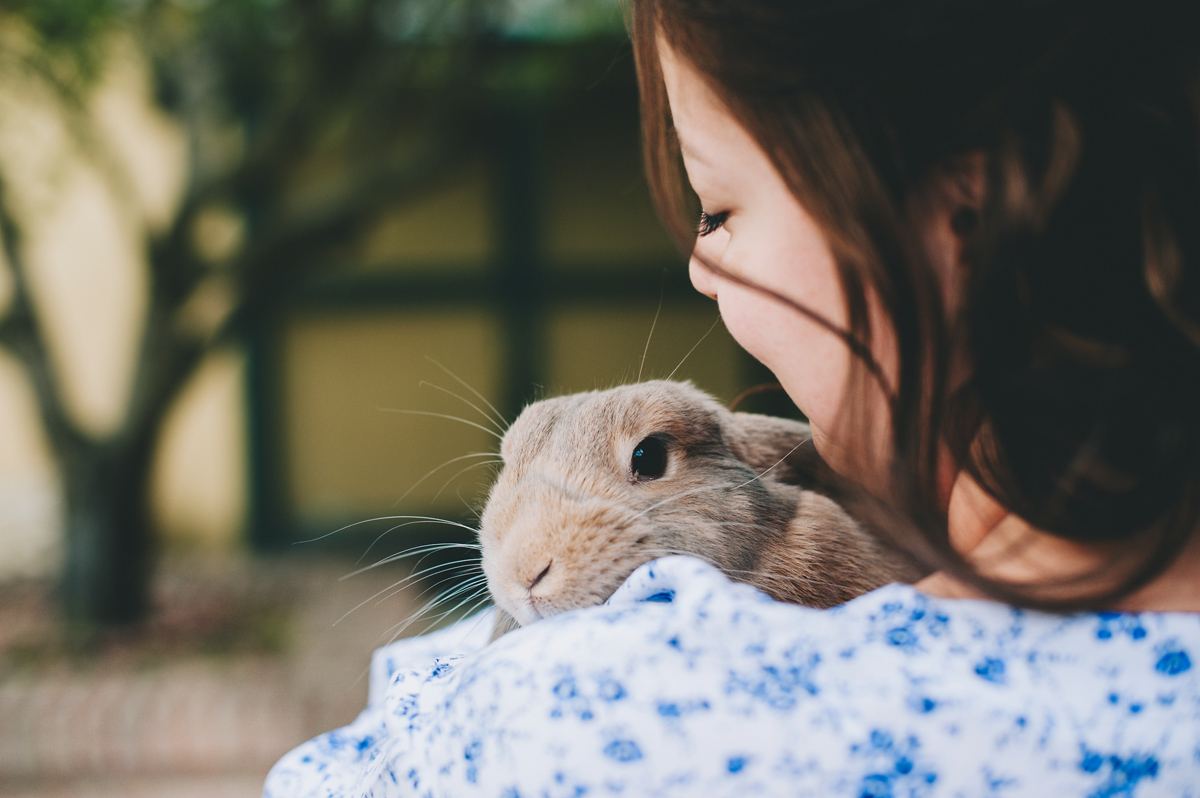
[522, 598, 545, 622]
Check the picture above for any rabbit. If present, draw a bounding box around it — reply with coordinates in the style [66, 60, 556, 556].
[478, 380, 920, 636]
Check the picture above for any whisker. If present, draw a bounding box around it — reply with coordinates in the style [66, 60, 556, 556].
[382, 583, 493, 644]
[355, 520, 475, 566]
[348, 588, 495, 690]
[334, 559, 483, 627]
[295, 514, 481, 545]
[427, 585, 494, 623]
[335, 571, 426, 627]
[335, 544, 483, 626]
[424, 576, 491, 607]
[391, 451, 500, 509]
[366, 539, 483, 561]
[431, 459, 503, 504]
[418, 594, 497, 646]
[455, 486, 482, 518]
[420, 380, 507, 436]
[373, 568, 486, 614]
[405, 567, 489, 603]
[489, 608, 521, 638]
[378, 597, 440, 642]
[377, 408, 503, 442]
[360, 554, 482, 601]
[666, 315, 722, 382]
[344, 541, 482, 579]
[463, 599, 504, 637]
[400, 561, 487, 593]
[381, 558, 482, 594]
[625, 482, 738, 523]
[733, 437, 812, 489]
[425, 356, 509, 430]
[375, 575, 485, 637]
[639, 283, 665, 383]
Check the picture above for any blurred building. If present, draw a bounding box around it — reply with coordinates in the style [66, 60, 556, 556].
[0, 3, 762, 580]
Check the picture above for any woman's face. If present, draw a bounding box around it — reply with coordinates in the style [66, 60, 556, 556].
[659, 42, 895, 474]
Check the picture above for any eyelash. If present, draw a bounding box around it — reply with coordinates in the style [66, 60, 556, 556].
[697, 210, 729, 237]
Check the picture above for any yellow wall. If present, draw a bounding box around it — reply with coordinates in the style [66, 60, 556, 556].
[547, 304, 740, 399]
[359, 158, 495, 269]
[149, 350, 248, 550]
[282, 309, 505, 524]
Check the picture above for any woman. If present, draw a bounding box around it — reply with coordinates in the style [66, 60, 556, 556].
[265, 2, 1200, 794]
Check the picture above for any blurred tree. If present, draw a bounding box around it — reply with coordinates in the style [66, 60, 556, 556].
[0, 0, 625, 629]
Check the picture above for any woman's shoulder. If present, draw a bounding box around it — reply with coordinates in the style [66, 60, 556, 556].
[441, 558, 1200, 793]
[269, 556, 1200, 797]
[482, 554, 1200, 678]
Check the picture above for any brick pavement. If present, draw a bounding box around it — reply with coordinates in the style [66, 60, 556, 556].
[0, 554, 433, 798]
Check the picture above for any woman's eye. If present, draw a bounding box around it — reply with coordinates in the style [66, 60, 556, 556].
[697, 210, 729, 237]
[630, 436, 668, 481]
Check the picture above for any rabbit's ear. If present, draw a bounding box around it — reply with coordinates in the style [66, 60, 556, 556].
[722, 411, 834, 490]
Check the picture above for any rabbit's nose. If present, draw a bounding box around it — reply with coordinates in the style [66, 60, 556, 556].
[528, 560, 552, 591]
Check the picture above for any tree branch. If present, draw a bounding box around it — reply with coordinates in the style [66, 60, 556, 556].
[221, 132, 466, 331]
[0, 178, 87, 455]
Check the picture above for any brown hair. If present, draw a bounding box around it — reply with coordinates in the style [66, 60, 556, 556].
[631, 0, 1200, 609]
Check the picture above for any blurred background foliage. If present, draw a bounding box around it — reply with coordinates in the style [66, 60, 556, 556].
[0, 0, 769, 634]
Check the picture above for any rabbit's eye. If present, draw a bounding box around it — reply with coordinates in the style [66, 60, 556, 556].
[630, 436, 668, 481]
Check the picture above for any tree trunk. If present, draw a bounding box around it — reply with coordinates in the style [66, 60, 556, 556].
[60, 440, 154, 628]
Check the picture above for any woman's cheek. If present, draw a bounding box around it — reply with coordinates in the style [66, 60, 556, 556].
[729, 290, 852, 429]
[715, 289, 771, 365]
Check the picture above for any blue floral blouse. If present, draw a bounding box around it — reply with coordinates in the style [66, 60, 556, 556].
[264, 555, 1200, 797]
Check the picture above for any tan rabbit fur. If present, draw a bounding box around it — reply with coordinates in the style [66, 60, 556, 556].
[479, 380, 918, 632]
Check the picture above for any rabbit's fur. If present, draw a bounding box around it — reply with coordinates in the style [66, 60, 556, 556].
[480, 380, 917, 632]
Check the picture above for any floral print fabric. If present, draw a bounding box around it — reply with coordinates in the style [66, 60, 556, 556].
[264, 555, 1200, 797]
